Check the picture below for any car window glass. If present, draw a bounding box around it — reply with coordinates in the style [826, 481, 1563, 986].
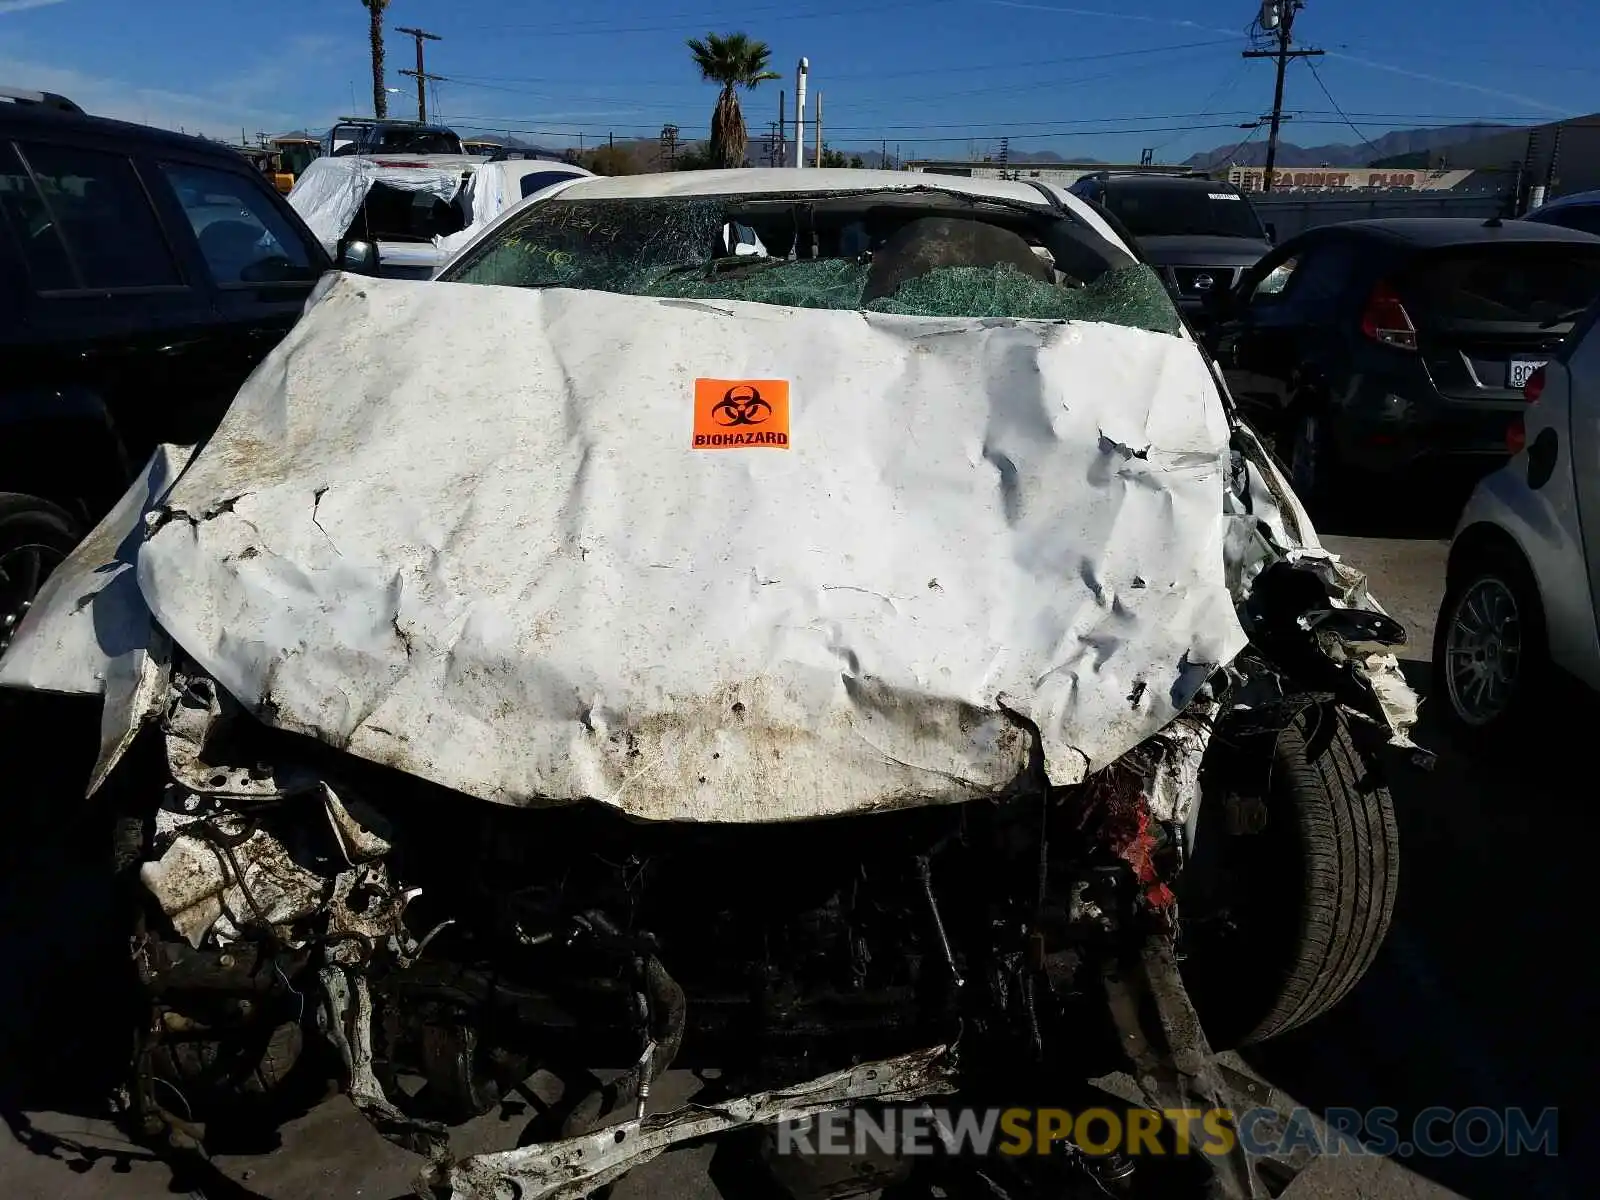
[1100, 184, 1265, 239]
[442, 194, 1183, 336]
[519, 170, 582, 199]
[15, 142, 179, 289]
[1403, 246, 1600, 326]
[1277, 245, 1350, 313]
[160, 162, 318, 285]
[0, 141, 75, 289]
[1251, 255, 1299, 301]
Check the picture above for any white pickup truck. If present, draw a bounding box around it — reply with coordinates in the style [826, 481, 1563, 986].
[287, 153, 591, 279]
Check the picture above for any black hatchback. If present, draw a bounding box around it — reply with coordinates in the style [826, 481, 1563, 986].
[1205, 217, 1600, 511]
[0, 91, 358, 655]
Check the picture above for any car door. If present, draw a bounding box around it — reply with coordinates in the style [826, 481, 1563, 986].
[145, 153, 326, 429]
[1212, 241, 1311, 430]
[1564, 311, 1600, 640]
[1214, 237, 1359, 434]
[1, 134, 221, 487]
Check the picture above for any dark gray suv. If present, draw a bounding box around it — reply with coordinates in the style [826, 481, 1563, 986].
[1069, 172, 1272, 331]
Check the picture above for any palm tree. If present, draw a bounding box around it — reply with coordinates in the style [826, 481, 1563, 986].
[687, 33, 780, 169]
[363, 0, 390, 119]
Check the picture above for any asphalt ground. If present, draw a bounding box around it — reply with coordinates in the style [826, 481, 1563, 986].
[0, 487, 1583, 1200]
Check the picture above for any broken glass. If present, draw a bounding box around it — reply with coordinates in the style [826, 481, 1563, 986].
[446, 194, 1182, 336]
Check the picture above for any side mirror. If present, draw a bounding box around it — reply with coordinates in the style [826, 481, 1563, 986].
[337, 239, 380, 275]
[1264, 222, 1277, 245]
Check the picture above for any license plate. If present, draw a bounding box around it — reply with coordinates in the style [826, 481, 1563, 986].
[1508, 359, 1546, 389]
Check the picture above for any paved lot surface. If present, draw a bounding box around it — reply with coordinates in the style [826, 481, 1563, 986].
[0, 516, 1581, 1199]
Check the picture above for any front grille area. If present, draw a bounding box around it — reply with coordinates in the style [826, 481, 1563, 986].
[1171, 266, 1239, 297]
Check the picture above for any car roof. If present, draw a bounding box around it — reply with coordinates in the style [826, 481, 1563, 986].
[0, 99, 255, 163]
[1094, 173, 1223, 189]
[1289, 217, 1600, 249]
[1528, 188, 1600, 213]
[550, 168, 1063, 207]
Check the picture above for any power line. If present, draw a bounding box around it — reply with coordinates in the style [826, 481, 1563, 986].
[456, 0, 952, 36]
[1302, 57, 1382, 160]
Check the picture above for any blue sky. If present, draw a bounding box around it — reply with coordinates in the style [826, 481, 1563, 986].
[0, 0, 1594, 162]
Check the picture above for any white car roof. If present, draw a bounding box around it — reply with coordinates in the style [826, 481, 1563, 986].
[437, 168, 1128, 274]
[555, 168, 1058, 205]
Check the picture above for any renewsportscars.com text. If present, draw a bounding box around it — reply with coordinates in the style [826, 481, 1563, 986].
[775, 1105, 1560, 1160]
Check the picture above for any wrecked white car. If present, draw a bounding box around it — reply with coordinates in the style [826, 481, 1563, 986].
[0, 169, 1415, 1200]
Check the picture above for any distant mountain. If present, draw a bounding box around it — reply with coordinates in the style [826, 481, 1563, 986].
[1182, 122, 1517, 170]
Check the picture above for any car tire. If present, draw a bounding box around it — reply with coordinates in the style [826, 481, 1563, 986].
[1182, 705, 1399, 1048]
[1431, 541, 1547, 739]
[0, 491, 81, 657]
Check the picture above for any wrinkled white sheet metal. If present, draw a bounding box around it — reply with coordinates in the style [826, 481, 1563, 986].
[0, 444, 187, 696]
[134, 275, 1247, 822]
[0, 445, 192, 792]
[287, 156, 469, 253]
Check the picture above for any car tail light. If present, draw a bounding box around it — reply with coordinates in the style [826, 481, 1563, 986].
[1524, 366, 1546, 404]
[1506, 417, 1526, 454]
[1360, 281, 1418, 350]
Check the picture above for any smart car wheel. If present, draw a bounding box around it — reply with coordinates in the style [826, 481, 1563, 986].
[0, 493, 79, 657]
[1432, 546, 1546, 735]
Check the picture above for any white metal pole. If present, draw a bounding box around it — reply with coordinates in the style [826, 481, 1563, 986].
[794, 58, 808, 167]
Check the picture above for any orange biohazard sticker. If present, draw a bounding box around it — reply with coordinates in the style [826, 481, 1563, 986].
[691, 379, 791, 450]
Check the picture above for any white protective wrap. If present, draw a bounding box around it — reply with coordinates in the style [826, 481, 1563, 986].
[132, 274, 1248, 822]
[286, 156, 469, 253]
[431, 161, 590, 261]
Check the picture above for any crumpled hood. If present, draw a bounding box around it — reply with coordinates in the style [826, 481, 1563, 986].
[125, 273, 1246, 821]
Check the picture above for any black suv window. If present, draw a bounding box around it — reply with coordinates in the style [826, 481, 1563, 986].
[160, 162, 317, 285]
[13, 142, 180, 289]
[1101, 183, 1265, 240]
[0, 141, 74, 289]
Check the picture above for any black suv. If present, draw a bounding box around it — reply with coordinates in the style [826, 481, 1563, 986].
[1068, 172, 1272, 331]
[0, 90, 337, 652]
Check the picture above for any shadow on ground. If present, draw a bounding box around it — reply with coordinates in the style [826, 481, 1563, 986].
[1240, 661, 1588, 1199]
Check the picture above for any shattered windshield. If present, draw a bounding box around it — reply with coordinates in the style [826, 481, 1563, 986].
[440, 192, 1182, 335]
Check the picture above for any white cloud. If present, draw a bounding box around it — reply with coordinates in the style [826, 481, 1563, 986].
[1323, 52, 1565, 115]
[0, 37, 346, 137]
[0, 0, 70, 15]
[987, 1, 1240, 38]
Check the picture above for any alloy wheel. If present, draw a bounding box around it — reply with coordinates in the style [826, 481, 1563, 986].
[1443, 576, 1522, 726]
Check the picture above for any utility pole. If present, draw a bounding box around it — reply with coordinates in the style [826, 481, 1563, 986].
[396, 27, 444, 123]
[815, 92, 824, 167]
[1243, 1, 1322, 193]
[998, 136, 1010, 180]
[778, 91, 787, 168]
[660, 124, 680, 170]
